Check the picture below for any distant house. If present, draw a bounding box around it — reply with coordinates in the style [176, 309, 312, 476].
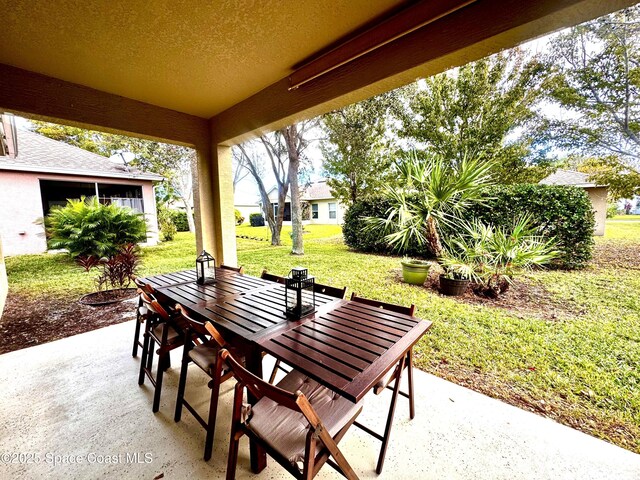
[539, 169, 608, 236]
[0, 129, 163, 256]
[264, 179, 346, 225]
[301, 179, 345, 225]
[234, 192, 261, 224]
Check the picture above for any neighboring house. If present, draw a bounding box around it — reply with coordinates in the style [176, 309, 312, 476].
[539, 169, 608, 236]
[0, 129, 163, 256]
[234, 192, 261, 224]
[301, 179, 345, 225]
[264, 179, 346, 225]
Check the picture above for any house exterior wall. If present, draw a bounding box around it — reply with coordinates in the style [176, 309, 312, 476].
[235, 204, 260, 224]
[586, 186, 607, 236]
[0, 171, 159, 256]
[308, 199, 345, 225]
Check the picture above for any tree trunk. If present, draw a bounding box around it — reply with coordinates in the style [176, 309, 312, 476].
[272, 187, 287, 246]
[425, 215, 443, 258]
[182, 197, 195, 233]
[284, 126, 304, 255]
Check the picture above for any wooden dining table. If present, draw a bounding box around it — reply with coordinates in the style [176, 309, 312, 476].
[141, 268, 432, 472]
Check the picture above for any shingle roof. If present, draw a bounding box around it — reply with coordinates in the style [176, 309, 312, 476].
[539, 169, 604, 188]
[301, 179, 334, 200]
[0, 129, 163, 181]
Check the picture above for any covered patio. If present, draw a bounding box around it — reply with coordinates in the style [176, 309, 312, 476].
[1, 319, 638, 479]
[1, 1, 639, 478]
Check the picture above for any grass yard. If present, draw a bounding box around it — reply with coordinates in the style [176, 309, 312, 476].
[3, 221, 639, 453]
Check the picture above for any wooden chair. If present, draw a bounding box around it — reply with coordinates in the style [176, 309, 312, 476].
[260, 269, 285, 284]
[268, 281, 346, 384]
[221, 349, 362, 480]
[138, 291, 189, 412]
[221, 264, 244, 274]
[174, 305, 244, 461]
[131, 276, 155, 358]
[349, 293, 416, 473]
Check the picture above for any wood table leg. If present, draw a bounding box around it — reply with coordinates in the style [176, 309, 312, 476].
[246, 347, 267, 473]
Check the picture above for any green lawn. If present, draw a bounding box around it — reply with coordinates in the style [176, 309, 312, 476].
[4, 222, 639, 453]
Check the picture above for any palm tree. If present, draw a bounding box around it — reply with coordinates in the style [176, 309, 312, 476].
[366, 151, 494, 258]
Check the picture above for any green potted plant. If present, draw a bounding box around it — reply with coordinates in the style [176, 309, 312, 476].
[400, 257, 431, 285]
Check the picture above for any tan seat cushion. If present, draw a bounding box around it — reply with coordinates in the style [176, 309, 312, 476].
[151, 323, 181, 345]
[247, 370, 362, 468]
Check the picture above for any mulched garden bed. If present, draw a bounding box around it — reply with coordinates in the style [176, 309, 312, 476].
[0, 293, 137, 355]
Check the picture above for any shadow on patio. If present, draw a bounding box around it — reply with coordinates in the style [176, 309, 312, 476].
[1, 319, 638, 479]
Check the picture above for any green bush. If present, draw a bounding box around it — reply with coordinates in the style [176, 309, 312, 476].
[158, 208, 177, 241]
[234, 209, 245, 225]
[250, 213, 265, 227]
[344, 185, 595, 269]
[47, 196, 147, 258]
[606, 204, 620, 219]
[343, 196, 424, 257]
[170, 210, 190, 232]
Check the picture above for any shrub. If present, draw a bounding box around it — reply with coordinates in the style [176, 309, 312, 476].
[157, 207, 177, 241]
[47, 196, 147, 258]
[170, 210, 190, 231]
[234, 209, 245, 225]
[250, 213, 265, 227]
[344, 185, 595, 269]
[441, 216, 559, 297]
[343, 196, 424, 257]
[460, 185, 595, 269]
[606, 203, 619, 219]
[95, 244, 140, 290]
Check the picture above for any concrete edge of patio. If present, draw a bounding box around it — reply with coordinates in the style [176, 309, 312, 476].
[0, 320, 638, 480]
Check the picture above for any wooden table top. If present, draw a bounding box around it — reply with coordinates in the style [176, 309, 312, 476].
[257, 300, 432, 403]
[141, 269, 432, 403]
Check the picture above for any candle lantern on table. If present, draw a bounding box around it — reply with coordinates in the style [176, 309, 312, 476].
[196, 250, 216, 285]
[285, 267, 315, 319]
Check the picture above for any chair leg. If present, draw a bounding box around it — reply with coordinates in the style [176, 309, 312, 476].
[132, 315, 142, 357]
[407, 349, 415, 420]
[138, 330, 150, 385]
[226, 429, 241, 480]
[153, 350, 165, 413]
[376, 356, 406, 474]
[204, 379, 222, 461]
[163, 351, 172, 371]
[174, 351, 190, 422]
[268, 359, 281, 384]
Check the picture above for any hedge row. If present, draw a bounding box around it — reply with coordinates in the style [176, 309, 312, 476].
[343, 184, 595, 269]
[170, 210, 190, 232]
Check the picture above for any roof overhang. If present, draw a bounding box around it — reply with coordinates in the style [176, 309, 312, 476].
[0, 163, 164, 182]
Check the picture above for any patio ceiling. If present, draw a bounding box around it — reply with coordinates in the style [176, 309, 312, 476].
[0, 0, 634, 146]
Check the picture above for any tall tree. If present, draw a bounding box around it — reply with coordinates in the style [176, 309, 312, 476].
[545, 6, 640, 170]
[397, 50, 551, 184]
[320, 93, 397, 205]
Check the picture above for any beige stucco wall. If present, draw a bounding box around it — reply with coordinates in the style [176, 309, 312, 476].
[0, 171, 159, 256]
[0, 235, 7, 318]
[586, 186, 607, 236]
[308, 199, 345, 225]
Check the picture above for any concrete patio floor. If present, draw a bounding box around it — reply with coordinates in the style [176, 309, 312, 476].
[0, 320, 638, 480]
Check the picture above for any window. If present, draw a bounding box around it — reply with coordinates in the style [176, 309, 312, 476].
[312, 203, 319, 219]
[328, 202, 337, 219]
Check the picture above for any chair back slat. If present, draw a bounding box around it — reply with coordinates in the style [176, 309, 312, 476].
[350, 293, 415, 316]
[221, 264, 244, 274]
[314, 283, 346, 299]
[139, 291, 171, 321]
[173, 304, 209, 338]
[261, 269, 285, 284]
[221, 349, 299, 411]
[132, 276, 154, 295]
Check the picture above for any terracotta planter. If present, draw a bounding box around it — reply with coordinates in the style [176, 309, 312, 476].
[401, 260, 430, 286]
[439, 274, 470, 296]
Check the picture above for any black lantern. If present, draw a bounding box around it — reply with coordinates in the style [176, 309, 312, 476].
[285, 267, 315, 319]
[196, 250, 216, 285]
